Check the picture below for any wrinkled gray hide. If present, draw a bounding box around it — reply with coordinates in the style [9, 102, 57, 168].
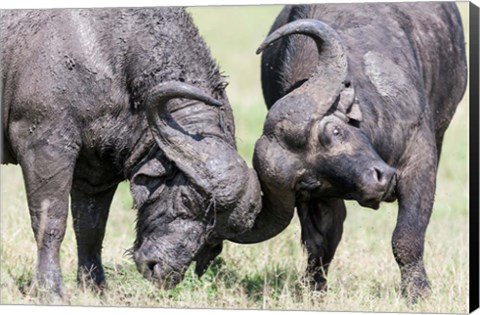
[1, 7, 261, 299]
[230, 3, 467, 301]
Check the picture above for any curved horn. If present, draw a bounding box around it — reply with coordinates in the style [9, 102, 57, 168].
[228, 185, 295, 244]
[257, 18, 348, 85]
[257, 18, 345, 61]
[145, 81, 222, 191]
[228, 135, 297, 244]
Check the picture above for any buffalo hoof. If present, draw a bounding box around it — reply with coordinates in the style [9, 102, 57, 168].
[30, 280, 68, 305]
[311, 274, 328, 292]
[401, 277, 431, 303]
[77, 269, 107, 293]
[302, 272, 328, 292]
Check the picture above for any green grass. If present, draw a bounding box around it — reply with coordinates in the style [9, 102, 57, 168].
[0, 3, 470, 313]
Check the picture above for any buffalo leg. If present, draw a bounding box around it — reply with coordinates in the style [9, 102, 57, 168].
[297, 198, 346, 291]
[393, 135, 437, 301]
[71, 182, 117, 289]
[18, 142, 79, 301]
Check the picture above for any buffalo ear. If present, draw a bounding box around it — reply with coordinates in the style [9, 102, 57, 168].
[130, 158, 167, 207]
[336, 85, 362, 123]
[347, 103, 362, 122]
[338, 85, 355, 112]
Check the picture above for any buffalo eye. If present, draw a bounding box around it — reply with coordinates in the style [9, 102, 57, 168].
[332, 127, 340, 136]
[319, 122, 346, 147]
[174, 192, 194, 220]
[181, 193, 191, 209]
[330, 125, 344, 141]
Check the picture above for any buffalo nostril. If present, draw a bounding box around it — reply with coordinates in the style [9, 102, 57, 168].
[147, 261, 156, 272]
[142, 261, 165, 281]
[365, 166, 391, 188]
[374, 167, 384, 183]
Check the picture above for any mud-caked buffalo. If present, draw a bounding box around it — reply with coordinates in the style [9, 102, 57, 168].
[1, 7, 261, 300]
[230, 3, 467, 300]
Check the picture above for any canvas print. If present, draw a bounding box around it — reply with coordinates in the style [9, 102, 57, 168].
[0, 1, 476, 313]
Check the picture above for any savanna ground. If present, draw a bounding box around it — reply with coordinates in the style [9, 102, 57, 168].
[0, 2, 471, 313]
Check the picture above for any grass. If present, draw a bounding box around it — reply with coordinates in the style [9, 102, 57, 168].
[0, 3, 471, 313]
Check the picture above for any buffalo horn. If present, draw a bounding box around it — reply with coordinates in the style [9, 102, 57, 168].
[144, 81, 222, 192]
[257, 19, 349, 116]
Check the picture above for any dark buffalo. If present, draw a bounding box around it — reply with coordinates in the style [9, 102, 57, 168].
[1, 7, 261, 300]
[230, 3, 467, 300]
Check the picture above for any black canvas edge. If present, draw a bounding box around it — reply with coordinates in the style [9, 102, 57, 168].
[470, 1, 480, 313]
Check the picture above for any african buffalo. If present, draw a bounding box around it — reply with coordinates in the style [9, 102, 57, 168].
[1, 7, 261, 300]
[230, 3, 467, 300]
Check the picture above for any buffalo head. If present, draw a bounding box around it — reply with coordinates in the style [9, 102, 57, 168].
[230, 19, 396, 244]
[130, 82, 261, 288]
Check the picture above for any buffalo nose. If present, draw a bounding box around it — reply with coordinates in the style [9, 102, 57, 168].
[373, 167, 387, 186]
[135, 255, 162, 280]
[136, 256, 181, 289]
[364, 165, 395, 189]
[358, 164, 396, 209]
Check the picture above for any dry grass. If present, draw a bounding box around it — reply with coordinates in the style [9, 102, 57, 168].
[0, 3, 470, 313]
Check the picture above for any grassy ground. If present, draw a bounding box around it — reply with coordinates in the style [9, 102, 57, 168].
[0, 3, 470, 313]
